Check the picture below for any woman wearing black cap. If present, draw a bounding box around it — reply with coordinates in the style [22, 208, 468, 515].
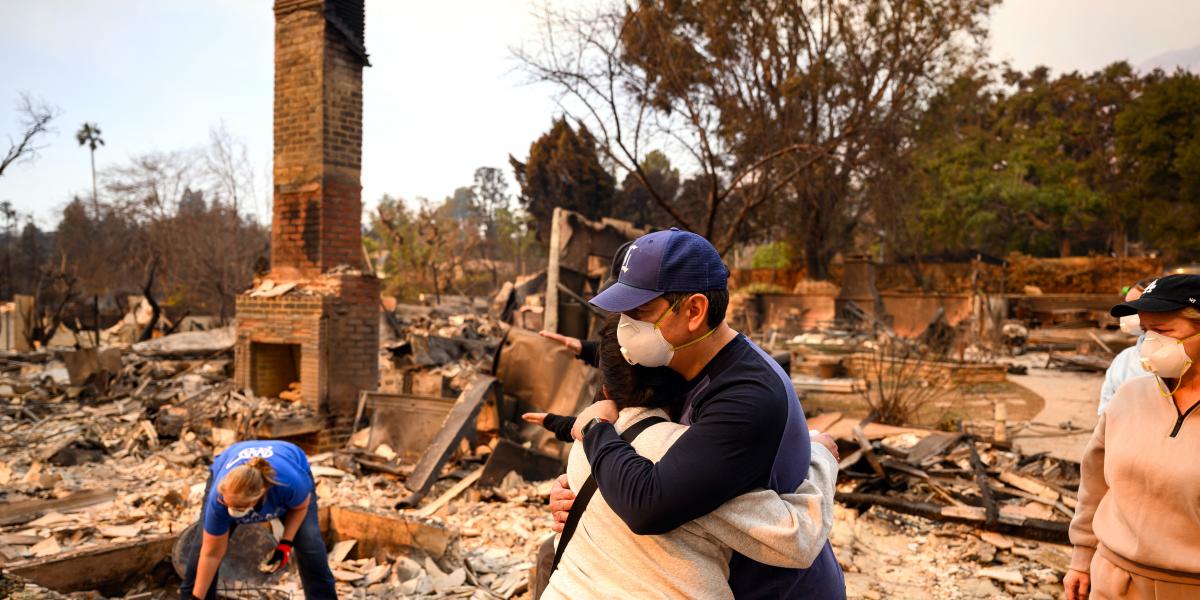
[1064, 274, 1200, 599]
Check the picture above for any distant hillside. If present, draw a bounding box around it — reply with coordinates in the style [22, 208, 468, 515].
[1138, 44, 1200, 73]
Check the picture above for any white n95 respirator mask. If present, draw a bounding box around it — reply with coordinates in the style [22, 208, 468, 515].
[1139, 330, 1200, 379]
[1119, 315, 1143, 336]
[616, 313, 676, 367]
[616, 301, 716, 367]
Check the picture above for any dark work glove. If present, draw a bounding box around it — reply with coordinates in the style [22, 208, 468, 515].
[260, 539, 293, 574]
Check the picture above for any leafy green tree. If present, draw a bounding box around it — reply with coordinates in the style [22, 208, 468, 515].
[473, 167, 510, 229]
[896, 63, 1142, 259]
[509, 118, 616, 240]
[614, 150, 680, 228]
[750, 242, 793, 270]
[1115, 70, 1200, 261]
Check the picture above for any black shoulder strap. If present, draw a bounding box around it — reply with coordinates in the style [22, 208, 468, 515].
[549, 416, 666, 574]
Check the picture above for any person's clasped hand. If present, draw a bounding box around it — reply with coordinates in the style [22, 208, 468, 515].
[549, 473, 574, 533]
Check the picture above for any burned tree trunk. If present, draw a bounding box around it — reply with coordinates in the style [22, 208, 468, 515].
[138, 257, 161, 343]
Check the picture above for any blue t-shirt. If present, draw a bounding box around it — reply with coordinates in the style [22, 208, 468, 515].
[203, 440, 313, 536]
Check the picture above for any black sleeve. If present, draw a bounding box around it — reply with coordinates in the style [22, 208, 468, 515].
[540, 413, 576, 442]
[581, 386, 784, 535]
[578, 340, 599, 367]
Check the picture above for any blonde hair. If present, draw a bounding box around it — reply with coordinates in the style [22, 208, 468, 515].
[218, 457, 279, 499]
[1180, 307, 1200, 323]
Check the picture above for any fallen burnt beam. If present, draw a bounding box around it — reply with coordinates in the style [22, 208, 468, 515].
[223, 414, 324, 439]
[0, 488, 117, 527]
[328, 506, 454, 560]
[478, 439, 564, 488]
[399, 376, 497, 507]
[835, 492, 1070, 544]
[5, 533, 178, 593]
[960, 424, 999, 525]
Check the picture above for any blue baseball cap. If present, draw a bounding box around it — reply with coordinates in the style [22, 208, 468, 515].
[589, 228, 729, 313]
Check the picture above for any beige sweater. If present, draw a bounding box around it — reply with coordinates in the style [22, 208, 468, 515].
[542, 407, 839, 600]
[1069, 374, 1200, 582]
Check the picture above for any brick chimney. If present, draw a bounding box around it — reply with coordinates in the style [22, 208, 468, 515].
[233, 0, 379, 450]
[271, 0, 369, 280]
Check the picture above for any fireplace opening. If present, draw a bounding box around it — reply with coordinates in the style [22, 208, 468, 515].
[250, 342, 301, 399]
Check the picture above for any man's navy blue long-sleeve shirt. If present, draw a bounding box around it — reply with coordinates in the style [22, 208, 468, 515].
[582, 334, 845, 599]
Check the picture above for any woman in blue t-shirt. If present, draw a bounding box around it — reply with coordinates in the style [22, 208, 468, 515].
[180, 440, 336, 600]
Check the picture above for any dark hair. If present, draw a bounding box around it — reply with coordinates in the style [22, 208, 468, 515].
[661, 289, 729, 329]
[596, 314, 684, 411]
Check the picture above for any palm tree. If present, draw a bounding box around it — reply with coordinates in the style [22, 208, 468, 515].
[76, 123, 104, 215]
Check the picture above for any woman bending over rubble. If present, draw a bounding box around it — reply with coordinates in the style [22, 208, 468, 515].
[524, 316, 840, 599]
[180, 439, 336, 600]
[1065, 274, 1200, 600]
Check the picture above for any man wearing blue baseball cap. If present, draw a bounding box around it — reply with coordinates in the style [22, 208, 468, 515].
[560, 228, 845, 598]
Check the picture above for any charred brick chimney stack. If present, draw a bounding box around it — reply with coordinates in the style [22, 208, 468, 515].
[234, 0, 379, 450]
[271, 0, 369, 279]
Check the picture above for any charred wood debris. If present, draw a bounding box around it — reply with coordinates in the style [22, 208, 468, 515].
[0, 287, 1101, 600]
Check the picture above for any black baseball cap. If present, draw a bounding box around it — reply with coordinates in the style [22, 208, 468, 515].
[1110, 274, 1200, 317]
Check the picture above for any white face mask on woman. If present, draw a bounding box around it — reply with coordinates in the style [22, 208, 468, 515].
[1139, 330, 1200, 379]
[227, 506, 252, 518]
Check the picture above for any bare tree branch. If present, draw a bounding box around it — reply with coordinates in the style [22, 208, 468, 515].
[0, 93, 57, 178]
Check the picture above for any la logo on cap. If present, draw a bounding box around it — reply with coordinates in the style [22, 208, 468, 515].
[621, 244, 638, 273]
[1143, 279, 1159, 295]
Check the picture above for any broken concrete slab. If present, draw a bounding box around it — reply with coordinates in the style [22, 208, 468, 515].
[977, 566, 1024, 585]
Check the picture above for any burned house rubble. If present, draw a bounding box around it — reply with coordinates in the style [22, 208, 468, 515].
[0, 2, 1173, 600]
[0, 199, 1150, 599]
